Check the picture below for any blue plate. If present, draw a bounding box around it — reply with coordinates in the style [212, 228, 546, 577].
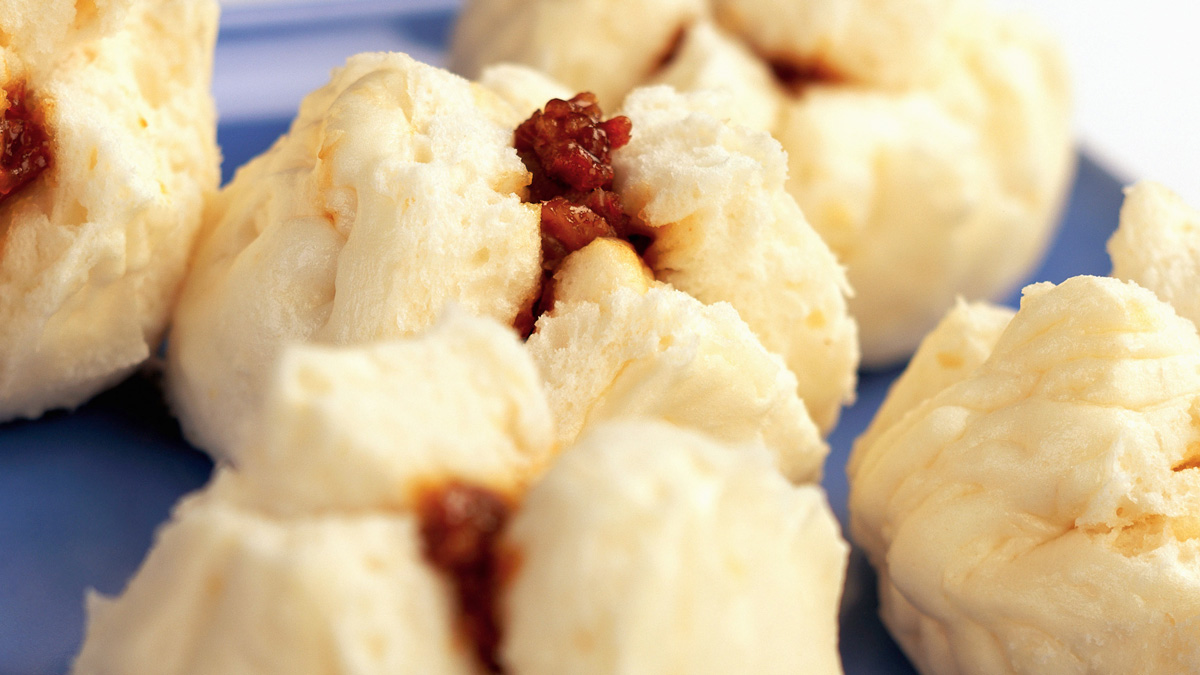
[0, 5, 1127, 674]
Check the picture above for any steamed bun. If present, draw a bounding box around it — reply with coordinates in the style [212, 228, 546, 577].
[850, 275, 1200, 672]
[169, 56, 858, 461]
[75, 312, 552, 675]
[78, 313, 849, 673]
[0, 0, 219, 420]
[72, 487, 481, 675]
[451, 0, 1073, 365]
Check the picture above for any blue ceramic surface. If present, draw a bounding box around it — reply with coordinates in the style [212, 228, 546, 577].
[0, 5, 1126, 673]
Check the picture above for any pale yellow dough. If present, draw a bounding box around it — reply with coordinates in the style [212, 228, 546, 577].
[504, 421, 848, 675]
[452, 0, 707, 109]
[72, 487, 482, 675]
[614, 86, 858, 433]
[528, 238, 829, 483]
[78, 314, 850, 674]
[851, 275, 1200, 673]
[854, 297, 1014, 456]
[0, 0, 134, 71]
[166, 52, 542, 461]
[0, 0, 219, 420]
[230, 308, 556, 516]
[75, 312, 551, 675]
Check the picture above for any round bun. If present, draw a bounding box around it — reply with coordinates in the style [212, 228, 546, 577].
[77, 311, 554, 674]
[451, 0, 1073, 365]
[850, 275, 1200, 673]
[0, 0, 219, 420]
[169, 58, 857, 459]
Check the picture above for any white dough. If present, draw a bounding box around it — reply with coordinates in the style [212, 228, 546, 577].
[503, 420, 849, 675]
[166, 53, 541, 460]
[0, 0, 219, 420]
[850, 276, 1200, 673]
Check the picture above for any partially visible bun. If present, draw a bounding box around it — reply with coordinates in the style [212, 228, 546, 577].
[451, 0, 1074, 365]
[503, 420, 848, 675]
[1, 0, 219, 421]
[1109, 181, 1200, 328]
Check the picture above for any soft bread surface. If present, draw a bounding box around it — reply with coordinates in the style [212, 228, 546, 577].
[850, 277, 1200, 674]
[1109, 181, 1200, 329]
[166, 53, 542, 460]
[76, 313, 550, 675]
[232, 310, 555, 515]
[614, 86, 858, 432]
[528, 239, 829, 483]
[504, 421, 848, 675]
[79, 315, 849, 673]
[0, 0, 219, 420]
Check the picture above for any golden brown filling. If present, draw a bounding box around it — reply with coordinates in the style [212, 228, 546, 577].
[513, 93, 647, 334]
[651, 25, 690, 75]
[766, 56, 844, 93]
[1, 83, 52, 204]
[652, 22, 843, 94]
[417, 482, 515, 673]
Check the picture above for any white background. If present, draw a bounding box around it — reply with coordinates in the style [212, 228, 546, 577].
[991, 0, 1200, 204]
[215, 0, 1200, 203]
